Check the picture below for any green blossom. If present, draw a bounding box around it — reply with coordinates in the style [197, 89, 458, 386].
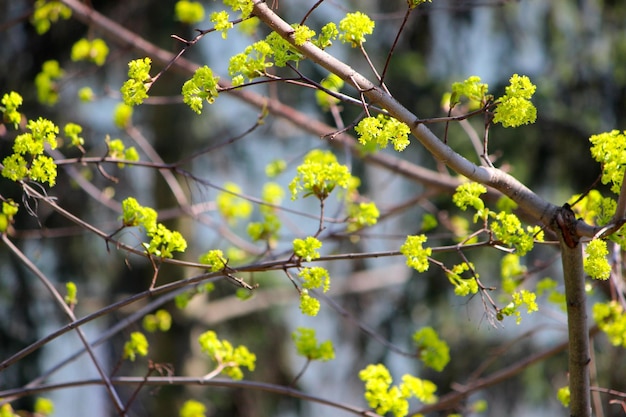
[412, 327, 450, 372]
[175, 0, 205, 24]
[182, 66, 220, 114]
[143, 223, 187, 258]
[224, 0, 254, 19]
[289, 149, 353, 200]
[355, 114, 411, 152]
[216, 182, 253, 224]
[64, 282, 78, 307]
[199, 249, 227, 272]
[0, 200, 19, 233]
[248, 182, 284, 244]
[29, 155, 57, 186]
[64, 122, 84, 147]
[292, 327, 335, 361]
[557, 386, 570, 407]
[31, 0, 71, 34]
[198, 330, 256, 380]
[490, 211, 538, 256]
[593, 301, 626, 347]
[35, 60, 64, 105]
[1, 154, 29, 182]
[293, 236, 322, 262]
[265, 159, 286, 177]
[346, 201, 380, 232]
[299, 290, 321, 316]
[589, 130, 626, 194]
[106, 137, 139, 166]
[71, 38, 109, 66]
[228, 40, 274, 84]
[179, 400, 206, 417]
[78, 87, 95, 102]
[499, 289, 538, 324]
[452, 182, 487, 213]
[448, 75, 489, 109]
[1, 91, 23, 128]
[122, 197, 157, 229]
[400, 234, 432, 272]
[584, 239, 611, 280]
[313, 23, 338, 49]
[339, 12, 375, 47]
[120, 58, 152, 106]
[446, 262, 478, 296]
[143, 309, 172, 333]
[500, 253, 526, 294]
[266, 31, 302, 67]
[316, 73, 344, 110]
[359, 363, 437, 417]
[123, 331, 149, 361]
[493, 74, 537, 128]
[299, 267, 331, 292]
[34, 398, 54, 416]
[211, 11, 232, 39]
[293, 24, 316, 46]
[113, 103, 133, 128]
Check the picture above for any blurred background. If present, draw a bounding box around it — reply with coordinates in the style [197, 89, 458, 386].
[1, 1, 626, 416]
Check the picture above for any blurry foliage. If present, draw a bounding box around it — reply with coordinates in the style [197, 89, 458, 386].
[2, 0, 626, 416]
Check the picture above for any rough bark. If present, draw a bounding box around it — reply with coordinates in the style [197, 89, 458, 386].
[555, 205, 591, 417]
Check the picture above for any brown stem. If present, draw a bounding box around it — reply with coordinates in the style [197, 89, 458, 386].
[555, 206, 591, 417]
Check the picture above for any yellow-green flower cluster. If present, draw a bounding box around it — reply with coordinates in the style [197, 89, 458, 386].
[31, 0, 71, 34]
[175, 0, 205, 24]
[593, 301, 626, 347]
[293, 236, 322, 262]
[359, 363, 437, 417]
[123, 331, 149, 361]
[216, 182, 253, 225]
[199, 249, 228, 272]
[448, 75, 489, 109]
[338, 12, 375, 47]
[143, 309, 172, 333]
[182, 66, 221, 114]
[247, 182, 284, 245]
[1, 91, 23, 128]
[120, 58, 152, 106]
[211, 11, 232, 39]
[446, 262, 478, 296]
[412, 327, 450, 372]
[121, 197, 187, 258]
[198, 330, 256, 380]
[499, 289, 538, 324]
[400, 234, 432, 272]
[493, 74, 537, 128]
[289, 149, 353, 200]
[179, 400, 206, 417]
[292, 327, 335, 361]
[35, 60, 64, 105]
[584, 239, 611, 280]
[355, 114, 411, 152]
[0, 200, 19, 234]
[2, 117, 59, 186]
[589, 130, 626, 194]
[316, 73, 344, 110]
[346, 201, 380, 232]
[106, 137, 139, 166]
[71, 38, 109, 66]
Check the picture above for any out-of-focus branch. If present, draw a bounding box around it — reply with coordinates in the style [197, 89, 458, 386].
[58, 0, 468, 196]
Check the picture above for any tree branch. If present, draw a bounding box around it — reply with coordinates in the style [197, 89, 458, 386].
[250, 0, 559, 228]
[555, 205, 591, 417]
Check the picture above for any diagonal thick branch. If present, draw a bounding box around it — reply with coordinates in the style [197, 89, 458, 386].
[250, 0, 558, 227]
